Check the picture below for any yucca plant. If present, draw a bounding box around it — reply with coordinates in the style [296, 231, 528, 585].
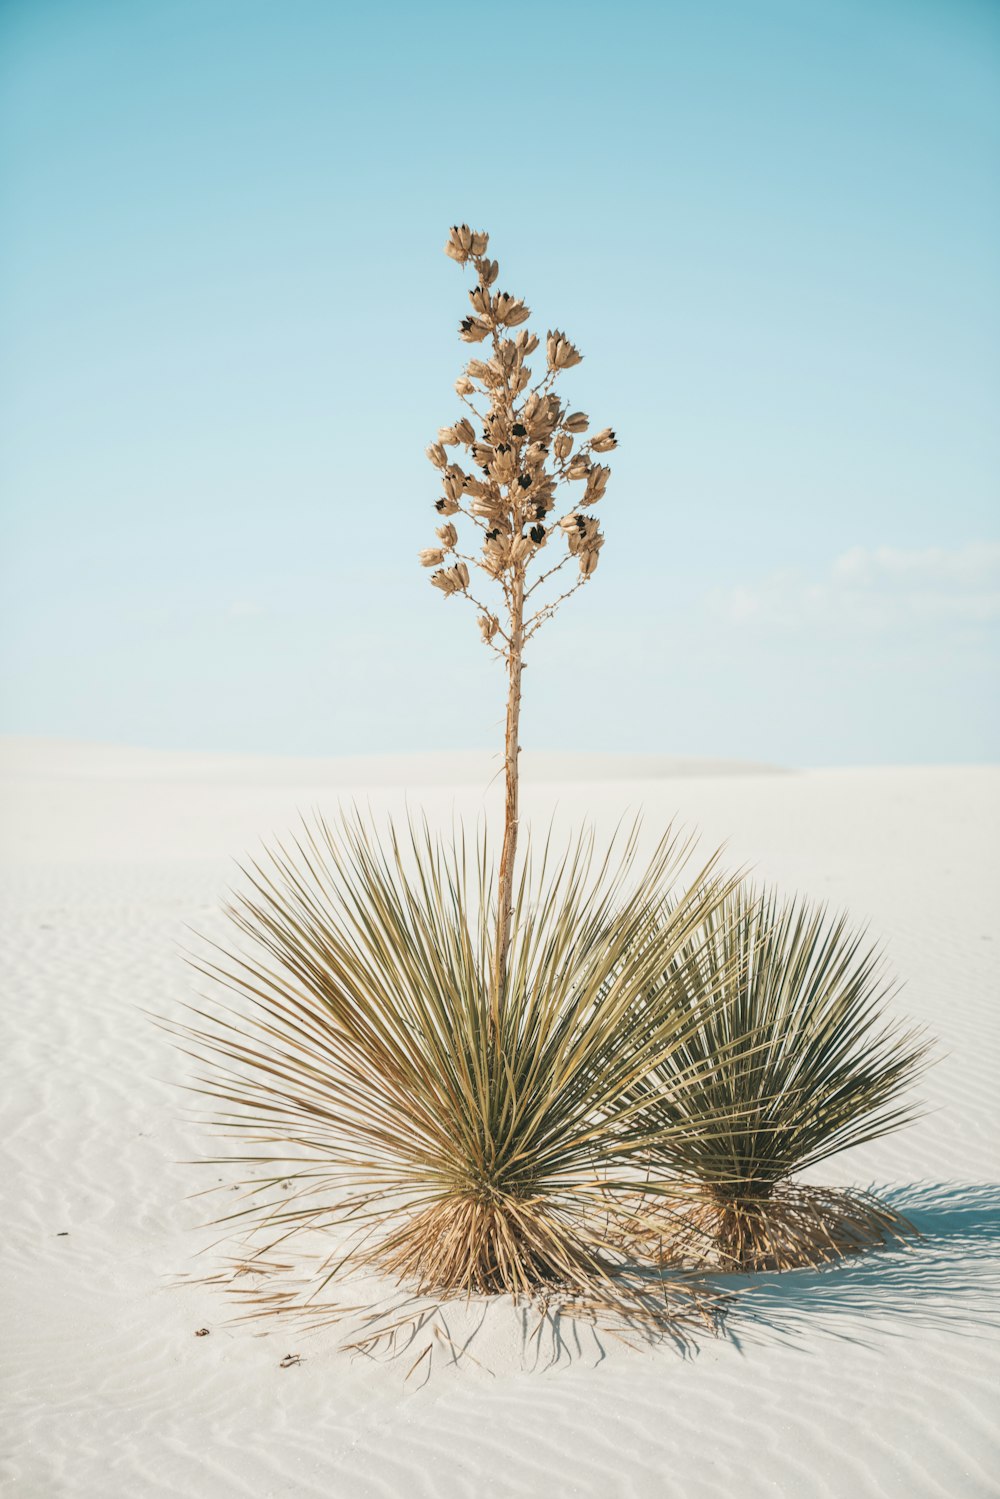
[177, 224, 748, 1346]
[177, 813, 740, 1334]
[627, 884, 933, 1271]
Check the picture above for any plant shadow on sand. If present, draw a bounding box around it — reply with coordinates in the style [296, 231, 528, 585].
[716, 1182, 1000, 1355]
[206, 1183, 999, 1383]
[320, 1268, 719, 1385]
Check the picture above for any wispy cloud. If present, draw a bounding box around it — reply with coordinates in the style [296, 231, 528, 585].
[711, 542, 1000, 632]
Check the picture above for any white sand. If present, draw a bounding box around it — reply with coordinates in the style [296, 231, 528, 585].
[2, 739, 998, 1498]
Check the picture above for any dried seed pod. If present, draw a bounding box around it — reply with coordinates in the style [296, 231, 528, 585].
[469, 230, 489, 256]
[435, 496, 460, 516]
[584, 464, 610, 503]
[563, 411, 589, 433]
[531, 475, 556, 513]
[466, 360, 490, 382]
[515, 330, 539, 355]
[579, 548, 600, 576]
[442, 465, 467, 501]
[438, 426, 459, 446]
[496, 341, 521, 372]
[489, 447, 517, 485]
[554, 434, 573, 460]
[590, 427, 617, 453]
[431, 562, 470, 595]
[480, 258, 499, 287]
[470, 495, 505, 521]
[546, 329, 583, 370]
[418, 548, 446, 568]
[494, 292, 531, 327]
[453, 418, 476, 446]
[560, 513, 600, 554]
[478, 612, 500, 641]
[469, 285, 492, 317]
[566, 454, 592, 481]
[444, 224, 475, 262]
[482, 535, 508, 576]
[459, 316, 491, 344]
[454, 375, 476, 397]
[426, 442, 448, 469]
[521, 391, 561, 440]
[435, 522, 458, 548]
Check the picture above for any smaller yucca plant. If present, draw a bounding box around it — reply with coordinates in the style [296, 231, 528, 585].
[630, 885, 933, 1271]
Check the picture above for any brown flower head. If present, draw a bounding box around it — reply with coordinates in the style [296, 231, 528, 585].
[442, 465, 467, 501]
[459, 316, 491, 344]
[583, 464, 610, 503]
[494, 293, 531, 328]
[430, 225, 615, 654]
[430, 561, 470, 595]
[546, 330, 583, 370]
[444, 224, 488, 263]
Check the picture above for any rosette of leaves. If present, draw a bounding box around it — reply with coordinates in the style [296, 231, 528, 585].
[176, 813, 743, 1336]
[626, 884, 933, 1271]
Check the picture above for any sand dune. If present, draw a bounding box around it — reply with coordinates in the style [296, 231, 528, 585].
[2, 740, 998, 1498]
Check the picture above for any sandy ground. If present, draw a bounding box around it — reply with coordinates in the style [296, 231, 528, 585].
[1, 739, 998, 1499]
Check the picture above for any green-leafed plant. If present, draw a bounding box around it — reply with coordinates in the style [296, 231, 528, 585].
[628, 884, 932, 1270]
[174, 225, 933, 1363]
[177, 813, 738, 1335]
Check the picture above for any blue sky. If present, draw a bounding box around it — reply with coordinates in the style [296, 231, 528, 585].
[2, 0, 998, 766]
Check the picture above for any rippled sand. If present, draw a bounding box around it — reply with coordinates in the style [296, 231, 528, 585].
[2, 741, 998, 1498]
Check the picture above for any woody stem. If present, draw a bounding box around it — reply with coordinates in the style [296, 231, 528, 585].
[492, 564, 524, 1023]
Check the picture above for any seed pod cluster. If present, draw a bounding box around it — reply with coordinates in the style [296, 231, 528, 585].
[421, 227, 617, 639]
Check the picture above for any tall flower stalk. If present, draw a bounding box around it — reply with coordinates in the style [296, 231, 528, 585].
[423, 224, 616, 1007]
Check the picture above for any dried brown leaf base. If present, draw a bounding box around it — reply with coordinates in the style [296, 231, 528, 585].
[369, 1198, 727, 1354]
[649, 1183, 917, 1273]
[183, 1217, 727, 1373]
[373, 1193, 617, 1298]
